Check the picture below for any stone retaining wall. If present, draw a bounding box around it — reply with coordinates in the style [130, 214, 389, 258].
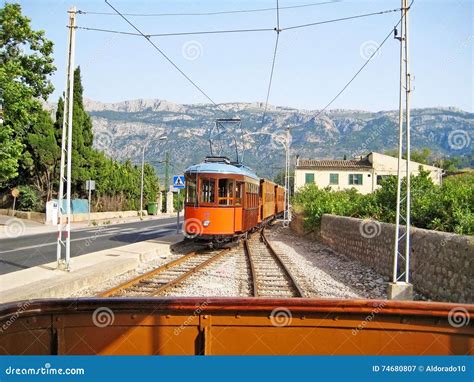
[291, 213, 473, 303]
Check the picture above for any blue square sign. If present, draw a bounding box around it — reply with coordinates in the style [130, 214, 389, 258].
[173, 175, 185, 189]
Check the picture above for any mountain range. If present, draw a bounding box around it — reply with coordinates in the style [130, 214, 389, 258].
[82, 98, 473, 180]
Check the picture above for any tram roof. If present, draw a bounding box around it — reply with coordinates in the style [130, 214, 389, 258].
[185, 162, 259, 181]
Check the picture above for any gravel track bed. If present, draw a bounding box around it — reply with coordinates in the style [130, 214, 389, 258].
[266, 224, 427, 300]
[160, 247, 242, 297]
[72, 240, 206, 297]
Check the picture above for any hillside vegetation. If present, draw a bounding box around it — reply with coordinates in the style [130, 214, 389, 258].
[293, 171, 474, 235]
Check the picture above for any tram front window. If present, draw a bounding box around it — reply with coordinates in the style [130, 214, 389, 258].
[200, 178, 216, 204]
[185, 175, 197, 205]
[218, 179, 234, 205]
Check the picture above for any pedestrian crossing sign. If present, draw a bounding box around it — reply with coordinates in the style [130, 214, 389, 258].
[173, 175, 185, 189]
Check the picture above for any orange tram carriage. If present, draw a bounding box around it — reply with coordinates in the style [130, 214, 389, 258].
[183, 156, 285, 242]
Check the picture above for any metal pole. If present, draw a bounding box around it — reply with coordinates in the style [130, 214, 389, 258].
[88, 183, 91, 226]
[165, 151, 169, 211]
[176, 189, 180, 234]
[404, 0, 411, 283]
[287, 127, 291, 222]
[140, 145, 145, 219]
[165, 152, 170, 192]
[392, 0, 405, 283]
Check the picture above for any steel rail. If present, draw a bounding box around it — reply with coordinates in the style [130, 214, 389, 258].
[151, 248, 230, 296]
[243, 238, 258, 297]
[100, 250, 201, 297]
[261, 229, 304, 297]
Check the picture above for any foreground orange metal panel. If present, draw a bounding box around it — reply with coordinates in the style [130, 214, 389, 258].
[0, 298, 472, 355]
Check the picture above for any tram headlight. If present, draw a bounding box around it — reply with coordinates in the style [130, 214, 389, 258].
[202, 220, 210, 227]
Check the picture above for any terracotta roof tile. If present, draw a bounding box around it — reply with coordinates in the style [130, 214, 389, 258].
[297, 158, 372, 169]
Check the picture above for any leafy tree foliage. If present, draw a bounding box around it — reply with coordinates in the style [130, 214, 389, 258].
[1, 4, 160, 211]
[0, 3, 55, 185]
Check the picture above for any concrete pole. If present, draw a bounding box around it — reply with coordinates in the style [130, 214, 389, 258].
[140, 145, 146, 219]
[57, 6, 76, 271]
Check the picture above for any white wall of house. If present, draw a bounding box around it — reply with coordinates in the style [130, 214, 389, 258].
[295, 169, 374, 194]
[295, 152, 443, 194]
[369, 152, 443, 186]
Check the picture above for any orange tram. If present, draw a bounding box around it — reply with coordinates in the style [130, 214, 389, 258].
[183, 156, 285, 242]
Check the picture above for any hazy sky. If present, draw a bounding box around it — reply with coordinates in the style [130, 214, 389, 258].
[18, 0, 473, 112]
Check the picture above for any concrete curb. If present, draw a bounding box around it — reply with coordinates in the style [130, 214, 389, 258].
[0, 234, 183, 303]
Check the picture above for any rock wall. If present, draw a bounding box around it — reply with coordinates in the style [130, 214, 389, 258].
[292, 213, 473, 303]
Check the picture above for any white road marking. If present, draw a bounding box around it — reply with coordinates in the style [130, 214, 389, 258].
[0, 221, 177, 255]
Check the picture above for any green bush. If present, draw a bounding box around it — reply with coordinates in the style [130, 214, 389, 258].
[292, 171, 474, 235]
[17, 185, 40, 211]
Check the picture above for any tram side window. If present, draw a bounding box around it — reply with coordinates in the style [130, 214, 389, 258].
[201, 178, 215, 204]
[235, 182, 244, 206]
[218, 179, 234, 206]
[185, 176, 197, 204]
[245, 183, 258, 208]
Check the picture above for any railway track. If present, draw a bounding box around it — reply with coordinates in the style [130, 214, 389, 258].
[244, 230, 303, 298]
[100, 248, 229, 297]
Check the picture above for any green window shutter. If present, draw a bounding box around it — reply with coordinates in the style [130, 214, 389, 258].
[329, 173, 339, 185]
[305, 173, 315, 184]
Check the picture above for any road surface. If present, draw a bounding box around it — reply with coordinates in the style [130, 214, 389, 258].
[0, 217, 181, 275]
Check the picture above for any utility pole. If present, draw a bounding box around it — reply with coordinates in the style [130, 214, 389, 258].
[164, 152, 170, 193]
[164, 151, 170, 211]
[283, 127, 291, 226]
[390, 0, 412, 300]
[140, 144, 147, 219]
[56, 6, 76, 271]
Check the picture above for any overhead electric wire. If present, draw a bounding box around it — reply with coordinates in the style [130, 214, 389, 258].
[261, 8, 281, 125]
[104, 0, 228, 116]
[256, 34, 281, 133]
[75, 7, 401, 38]
[312, 1, 413, 120]
[79, 1, 341, 17]
[282, 7, 400, 31]
[74, 25, 274, 37]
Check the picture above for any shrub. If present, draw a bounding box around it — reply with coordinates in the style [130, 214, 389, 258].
[292, 171, 474, 235]
[17, 185, 40, 211]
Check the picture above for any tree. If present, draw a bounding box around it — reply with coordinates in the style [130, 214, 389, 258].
[0, 3, 56, 184]
[26, 110, 60, 200]
[54, 67, 94, 195]
[0, 124, 22, 184]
